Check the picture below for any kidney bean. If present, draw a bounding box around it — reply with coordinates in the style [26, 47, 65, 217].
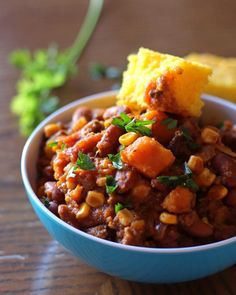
[92, 108, 105, 120]
[179, 211, 213, 238]
[226, 188, 236, 207]
[222, 129, 236, 152]
[97, 125, 124, 156]
[212, 153, 236, 188]
[72, 106, 92, 123]
[103, 105, 130, 120]
[79, 120, 104, 137]
[48, 201, 59, 215]
[44, 181, 65, 203]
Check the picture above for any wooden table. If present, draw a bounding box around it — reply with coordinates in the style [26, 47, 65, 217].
[1, 0, 236, 294]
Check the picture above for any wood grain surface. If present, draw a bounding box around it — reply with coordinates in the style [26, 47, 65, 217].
[0, 0, 236, 294]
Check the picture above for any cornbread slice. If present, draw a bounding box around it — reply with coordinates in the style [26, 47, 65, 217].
[185, 53, 236, 103]
[117, 48, 212, 117]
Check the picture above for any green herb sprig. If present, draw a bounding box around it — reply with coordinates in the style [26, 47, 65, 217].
[74, 152, 95, 171]
[42, 196, 50, 208]
[10, 0, 104, 136]
[114, 201, 132, 214]
[106, 175, 118, 194]
[181, 127, 200, 150]
[112, 112, 155, 136]
[108, 152, 123, 170]
[161, 118, 178, 129]
[157, 162, 199, 191]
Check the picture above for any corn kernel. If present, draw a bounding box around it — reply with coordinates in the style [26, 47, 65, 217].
[44, 123, 61, 138]
[76, 202, 90, 219]
[207, 184, 228, 200]
[70, 185, 83, 202]
[104, 118, 112, 128]
[187, 155, 204, 174]
[131, 183, 151, 201]
[72, 116, 87, 131]
[195, 168, 216, 187]
[65, 196, 71, 203]
[86, 191, 105, 208]
[201, 127, 220, 144]
[159, 212, 178, 225]
[119, 132, 139, 146]
[117, 208, 134, 226]
[96, 177, 106, 187]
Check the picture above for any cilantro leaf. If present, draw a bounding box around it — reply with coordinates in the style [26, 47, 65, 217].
[108, 152, 123, 170]
[61, 143, 67, 151]
[42, 196, 50, 208]
[106, 175, 118, 194]
[114, 201, 132, 214]
[74, 152, 95, 171]
[157, 163, 199, 191]
[112, 112, 155, 136]
[115, 202, 124, 214]
[181, 127, 200, 150]
[47, 141, 58, 148]
[161, 118, 178, 129]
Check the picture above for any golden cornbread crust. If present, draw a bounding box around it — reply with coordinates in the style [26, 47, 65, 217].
[186, 53, 236, 103]
[118, 48, 212, 117]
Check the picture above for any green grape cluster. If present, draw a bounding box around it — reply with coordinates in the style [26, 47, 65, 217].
[10, 46, 76, 136]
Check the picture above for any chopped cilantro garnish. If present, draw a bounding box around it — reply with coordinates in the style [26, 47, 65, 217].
[161, 118, 178, 129]
[216, 122, 224, 129]
[47, 141, 58, 148]
[108, 152, 123, 170]
[61, 143, 67, 151]
[112, 112, 155, 136]
[114, 201, 132, 214]
[105, 175, 118, 194]
[157, 162, 199, 191]
[42, 196, 50, 208]
[115, 202, 124, 214]
[74, 152, 95, 171]
[181, 127, 200, 150]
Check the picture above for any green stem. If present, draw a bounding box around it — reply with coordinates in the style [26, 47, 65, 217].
[66, 0, 104, 66]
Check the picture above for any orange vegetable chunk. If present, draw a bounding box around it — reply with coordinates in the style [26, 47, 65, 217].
[162, 186, 195, 214]
[121, 136, 175, 178]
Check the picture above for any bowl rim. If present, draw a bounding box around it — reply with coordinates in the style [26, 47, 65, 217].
[21, 90, 236, 254]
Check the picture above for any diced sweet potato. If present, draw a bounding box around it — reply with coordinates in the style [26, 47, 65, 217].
[162, 186, 195, 214]
[121, 136, 175, 178]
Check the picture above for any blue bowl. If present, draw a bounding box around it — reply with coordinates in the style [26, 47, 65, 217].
[21, 91, 236, 283]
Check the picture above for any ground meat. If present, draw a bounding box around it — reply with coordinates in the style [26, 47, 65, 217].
[212, 153, 236, 188]
[168, 130, 191, 159]
[115, 168, 138, 193]
[103, 105, 130, 120]
[96, 125, 124, 156]
[86, 225, 109, 239]
[76, 171, 97, 192]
